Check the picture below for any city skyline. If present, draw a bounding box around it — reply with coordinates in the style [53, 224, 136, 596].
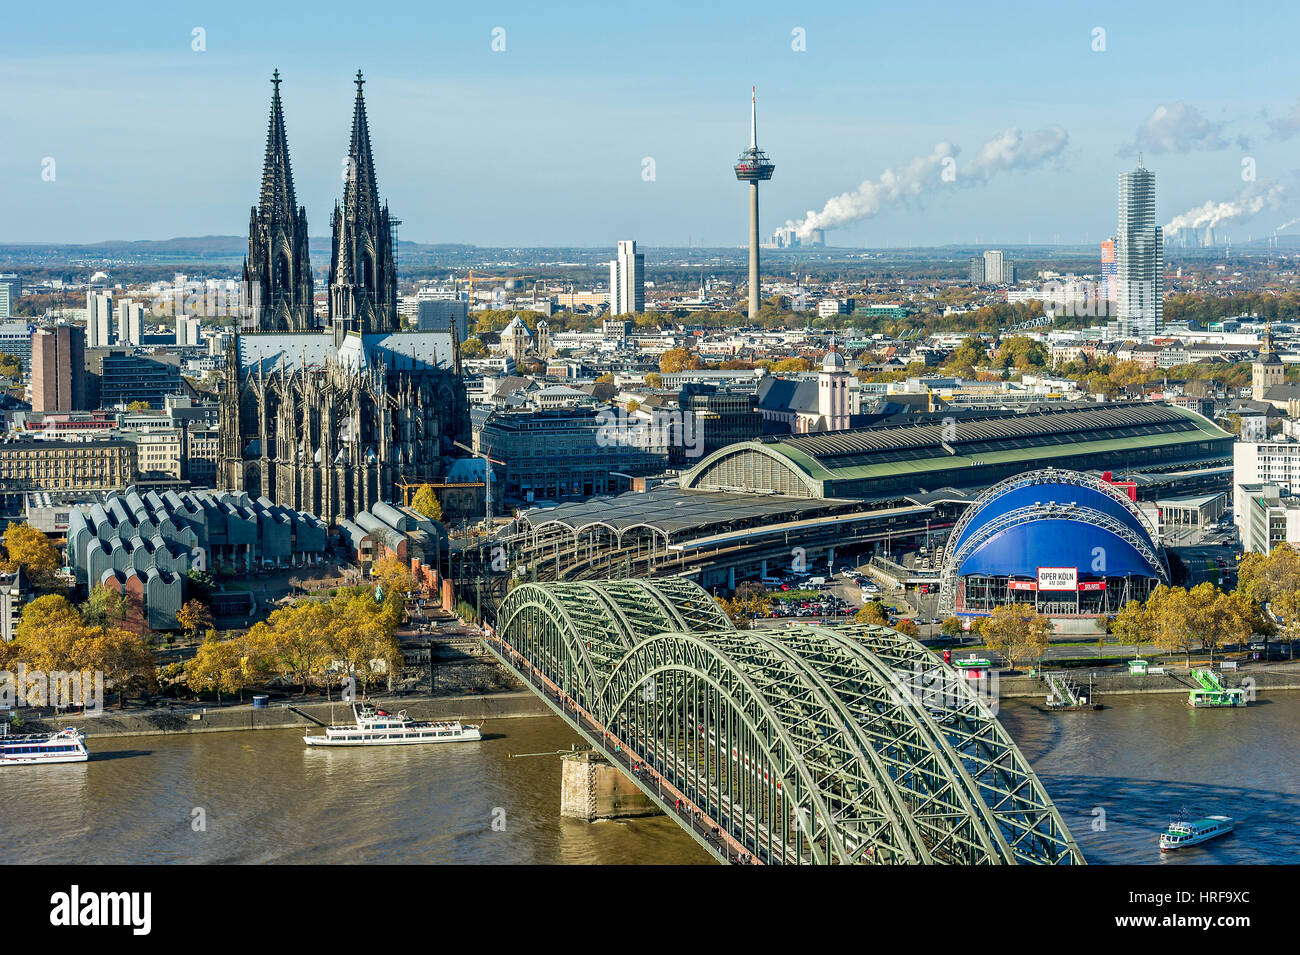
[5, 0, 1300, 249]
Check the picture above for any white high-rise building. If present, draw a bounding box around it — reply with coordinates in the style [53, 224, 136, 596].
[983, 250, 1005, 284]
[86, 291, 113, 348]
[176, 315, 201, 346]
[608, 240, 645, 316]
[1115, 162, 1162, 338]
[117, 299, 145, 345]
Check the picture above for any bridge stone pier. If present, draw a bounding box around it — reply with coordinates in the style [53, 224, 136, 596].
[485, 577, 1084, 865]
[560, 750, 662, 821]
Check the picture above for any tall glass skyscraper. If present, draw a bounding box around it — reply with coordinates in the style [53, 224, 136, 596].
[1115, 163, 1162, 337]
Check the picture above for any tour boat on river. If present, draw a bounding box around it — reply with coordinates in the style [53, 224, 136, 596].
[1159, 814, 1234, 851]
[303, 703, 482, 747]
[0, 727, 89, 765]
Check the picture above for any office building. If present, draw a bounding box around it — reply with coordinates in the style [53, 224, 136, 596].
[1100, 240, 1118, 302]
[1240, 484, 1300, 555]
[0, 440, 136, 512]
[1233, 439, 1300, 535]
[87, 350, 182, 408]
[416, 298, 469, 341]
[983, 250, 1005, 284]
[0, 275, 17, 318]
[176, 315, 201, 346]
[86, 291, 113, 348]
[1115, 162, 1162, 337]
[30, 326, 87, 413]
[477, 406, 669, 503]
[608, 240, 645, 316]
[117, 299, 145, 346]
[0, 322, 32, 375]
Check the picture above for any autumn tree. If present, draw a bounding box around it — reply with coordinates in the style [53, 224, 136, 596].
[659, 348, 697, 374]
[175, 599, 214, 639]
[186, 632, 251, 705]
[1108, 599, 1152, 653]
[79, 627, 158, 706]
[322, 591, 403, 694]
[1, 523, 60, 590]
[372, 554, 416, 616]
[893, 618, 922, 639]
[855, 601, 890, 626]
[644, 372, 663, 388]
[246, 604, 331, 693]
[1181, 583, 1253, 663]
[410, 484, 443, 522]
[1237, 544, 1300, 658]
[980, 603, 1052, 671]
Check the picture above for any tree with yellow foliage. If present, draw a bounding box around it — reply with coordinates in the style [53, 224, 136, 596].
[1238, 544, 1300, 658]
[78, 627, 157, 706]
[175, 599, 214, 639]
[372, 554, 415, 617]
[658, 348, 697, 374]
[186, 631, 251, 705]
[1, 523, 61, 590]
[980, 603, 1052, 671]
[410, 484, 443, 522]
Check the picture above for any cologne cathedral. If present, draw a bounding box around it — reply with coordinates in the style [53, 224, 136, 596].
[218, 71, 470, 523]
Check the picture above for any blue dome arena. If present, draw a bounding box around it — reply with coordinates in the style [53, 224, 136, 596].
[939, 469, 1168, 616]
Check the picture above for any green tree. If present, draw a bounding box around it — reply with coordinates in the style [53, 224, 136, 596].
[80, 585, 127, 628]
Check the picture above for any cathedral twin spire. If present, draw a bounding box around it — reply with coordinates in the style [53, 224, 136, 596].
[245, 70, 399, 337]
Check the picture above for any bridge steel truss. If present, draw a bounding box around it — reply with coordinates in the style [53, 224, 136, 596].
[489, 578, 1084, 866]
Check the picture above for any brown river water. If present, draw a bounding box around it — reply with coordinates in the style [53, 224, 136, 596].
[2, 693, 1295, 864]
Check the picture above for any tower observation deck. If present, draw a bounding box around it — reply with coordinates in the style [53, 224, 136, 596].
[735, 87, 774, 321]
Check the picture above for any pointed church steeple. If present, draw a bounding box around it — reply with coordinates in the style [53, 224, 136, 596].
[244, 69, 314, 333]
[259, 69, 297, 219]
[329, 70, 399, 342]
[344, 70, 379, 221]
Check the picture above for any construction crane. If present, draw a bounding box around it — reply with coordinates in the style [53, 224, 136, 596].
[393, 476, 484, 509]
[453, 440, 504, 530]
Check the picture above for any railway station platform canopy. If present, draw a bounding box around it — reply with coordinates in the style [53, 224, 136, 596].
[512, 486, 869, 548]
[679, 402, 1233, 501]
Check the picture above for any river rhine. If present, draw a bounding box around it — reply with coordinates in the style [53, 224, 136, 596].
[3, 693, 1296, 864]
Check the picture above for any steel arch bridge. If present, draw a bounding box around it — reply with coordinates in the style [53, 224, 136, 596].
[484, 578, 1084, 865]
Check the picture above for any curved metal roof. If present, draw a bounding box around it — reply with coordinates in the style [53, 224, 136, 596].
[956, 517, 1160, 579]
[953, 478, 1151, 551]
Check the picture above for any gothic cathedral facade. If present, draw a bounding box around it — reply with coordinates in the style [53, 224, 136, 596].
[218, 72, 470, 523]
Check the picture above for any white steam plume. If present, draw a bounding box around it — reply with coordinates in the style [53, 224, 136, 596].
[1164, 181, 1288, 234]
[789, 125, 1068, 240]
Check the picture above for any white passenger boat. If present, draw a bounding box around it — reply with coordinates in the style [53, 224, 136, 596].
[0, 726, 88, 765]
[1159, 814, 1233, 851]
[303, 703, 482, 747]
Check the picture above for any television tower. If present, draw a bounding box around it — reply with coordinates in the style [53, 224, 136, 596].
[734, 86, 774, 320]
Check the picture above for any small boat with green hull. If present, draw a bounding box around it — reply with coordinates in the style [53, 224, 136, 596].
[1187, 669, 1246, 708]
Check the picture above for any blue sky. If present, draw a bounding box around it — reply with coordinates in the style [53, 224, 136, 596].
[3, 0, 1299, 248]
